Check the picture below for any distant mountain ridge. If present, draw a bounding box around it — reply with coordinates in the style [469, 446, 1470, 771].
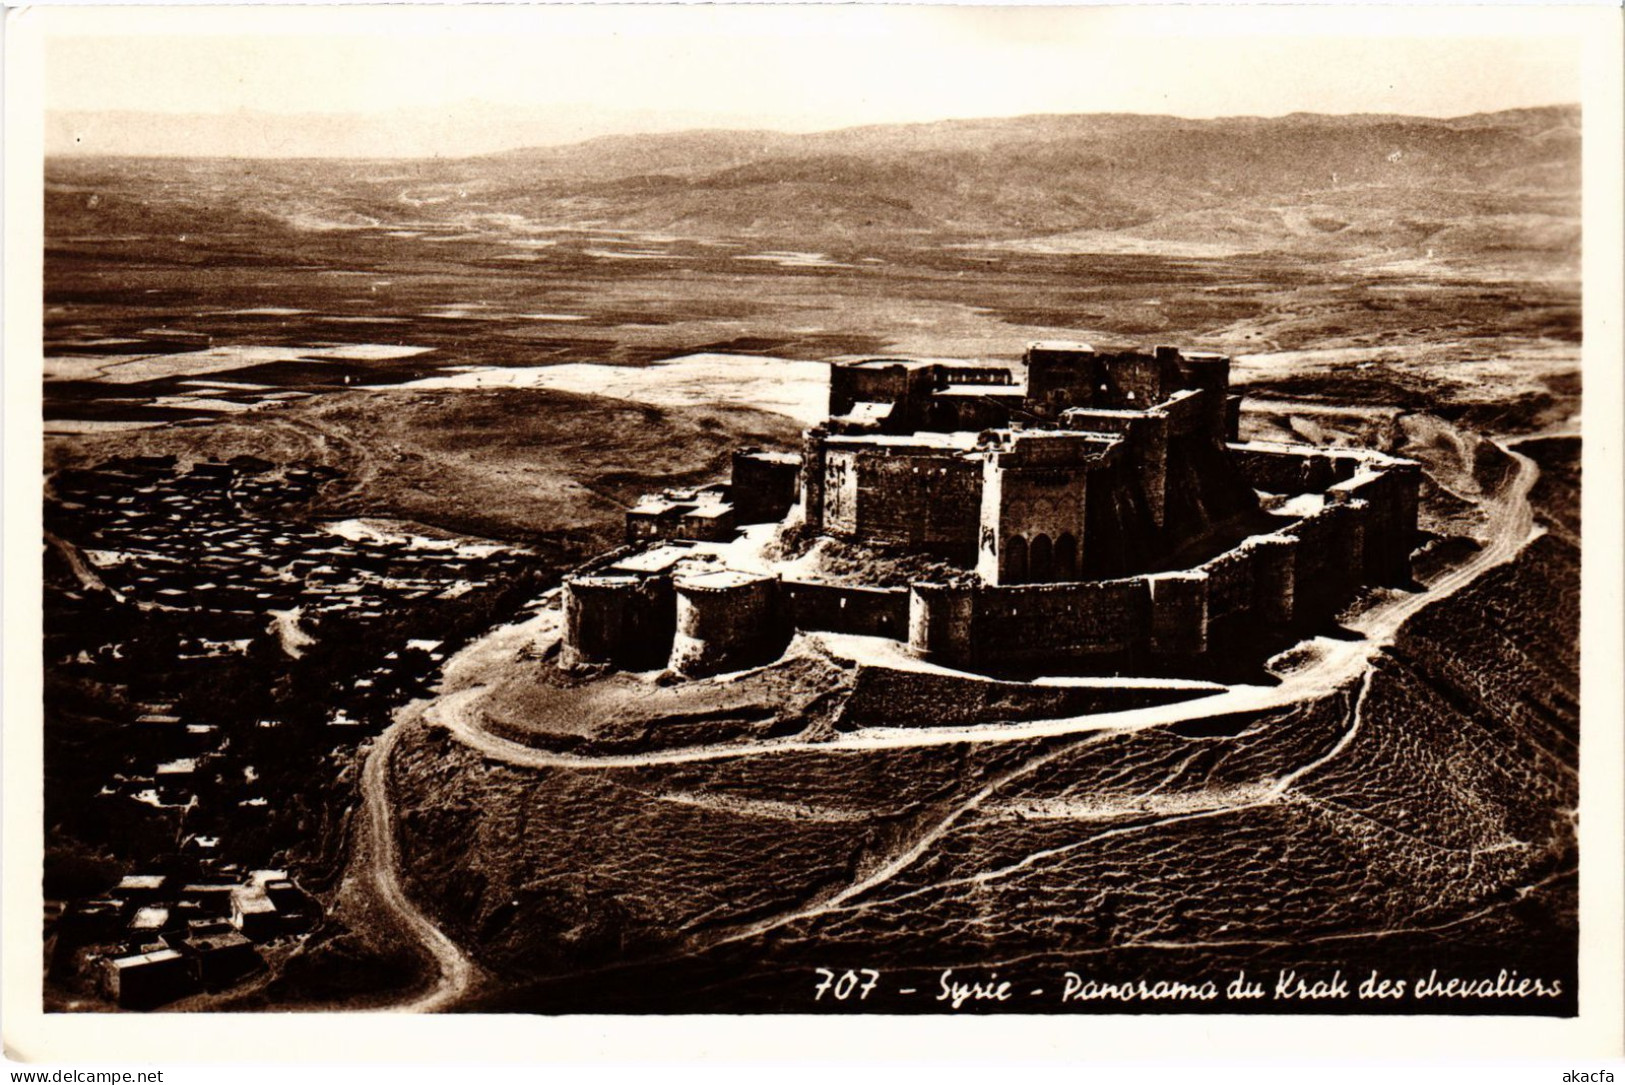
[47, 107, 1581, 263]
[472, 106, 1581, 252]
[492, 106, 1579, 173]
[45, 102, 809, 160]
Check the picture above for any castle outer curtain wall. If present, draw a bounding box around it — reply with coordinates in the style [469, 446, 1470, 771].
[908, 578, 1152, 670]
[563, 573, 911, 675]
[1228, 442, 1369, 494]
[906, 499, 1370, 673]
[1329, 467, 1422, 585]
[560, 344, 1425, 680]
[1200, 545, 1255, 622]
[564, 442, 1417, 678]
[778, 580, 910, 640]
[1282, 501, 1369, 621]
[1231, 443, 1421, 588]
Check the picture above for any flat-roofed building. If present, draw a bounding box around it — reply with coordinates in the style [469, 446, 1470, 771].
[229, 886, 279, 941]
[100, 947, 199, 1008]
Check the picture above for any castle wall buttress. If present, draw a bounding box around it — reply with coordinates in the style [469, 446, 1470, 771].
[822, 448, 860, 536]
[800, 428, 828, 530]
[1149, 571, 1210, 655]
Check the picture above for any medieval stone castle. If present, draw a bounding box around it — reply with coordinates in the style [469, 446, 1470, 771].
[561, 341, 1422, 680]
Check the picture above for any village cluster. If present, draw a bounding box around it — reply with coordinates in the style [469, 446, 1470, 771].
[43, 455, 534, 1007]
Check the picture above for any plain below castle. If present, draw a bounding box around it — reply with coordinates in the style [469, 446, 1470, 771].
[561, 340, 1422, 679]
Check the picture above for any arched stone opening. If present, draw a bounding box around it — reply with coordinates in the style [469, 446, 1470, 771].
[1055, 533, 1079, 580]
[1005, 535, 1028, 583]
[1029, 533, 1054, 582]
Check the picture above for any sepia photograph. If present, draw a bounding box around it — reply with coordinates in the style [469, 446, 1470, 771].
[5, 2, 1623, 1063]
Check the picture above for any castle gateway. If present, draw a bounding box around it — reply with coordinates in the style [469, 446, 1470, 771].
[561, 341, 1421, 678]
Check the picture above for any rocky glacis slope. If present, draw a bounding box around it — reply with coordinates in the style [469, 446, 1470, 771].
[378, 436, 1578, 1015]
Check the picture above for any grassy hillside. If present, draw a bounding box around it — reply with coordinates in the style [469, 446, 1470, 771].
[46, 386, 801, 552]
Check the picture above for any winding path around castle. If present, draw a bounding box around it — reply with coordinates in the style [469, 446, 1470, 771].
[354, 704, 481, 1013]
[358, 441, 1540, 1011]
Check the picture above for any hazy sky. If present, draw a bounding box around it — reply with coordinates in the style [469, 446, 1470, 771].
[40, 6, 1584, 153]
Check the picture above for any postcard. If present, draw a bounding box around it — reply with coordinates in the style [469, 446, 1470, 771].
[4, 3, 1621, 1065]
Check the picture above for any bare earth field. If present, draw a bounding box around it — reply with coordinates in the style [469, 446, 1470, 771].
[43, 210, 1577, 560]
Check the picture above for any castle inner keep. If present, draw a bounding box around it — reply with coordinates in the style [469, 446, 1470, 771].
[561, 341, 1423, 679]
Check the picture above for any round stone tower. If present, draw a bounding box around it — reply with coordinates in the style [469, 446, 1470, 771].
[668, 570, 785, 677]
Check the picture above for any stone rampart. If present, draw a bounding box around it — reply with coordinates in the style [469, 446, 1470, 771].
[1244, 534, 1298, 626]
[903, 488, 1396, 673]
[1148, 571, 1209, 655]
[1199, 545, 1255, 622]
[908, 578, 1150, 670]
[561, 574, 675, 671]
[1229, 442, 1367, 494]
[1328, 463, 1421, 586]
[1280, 502, 1366, 621]
[781, 580, 910, 640]
[823, 445, 982, 560]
